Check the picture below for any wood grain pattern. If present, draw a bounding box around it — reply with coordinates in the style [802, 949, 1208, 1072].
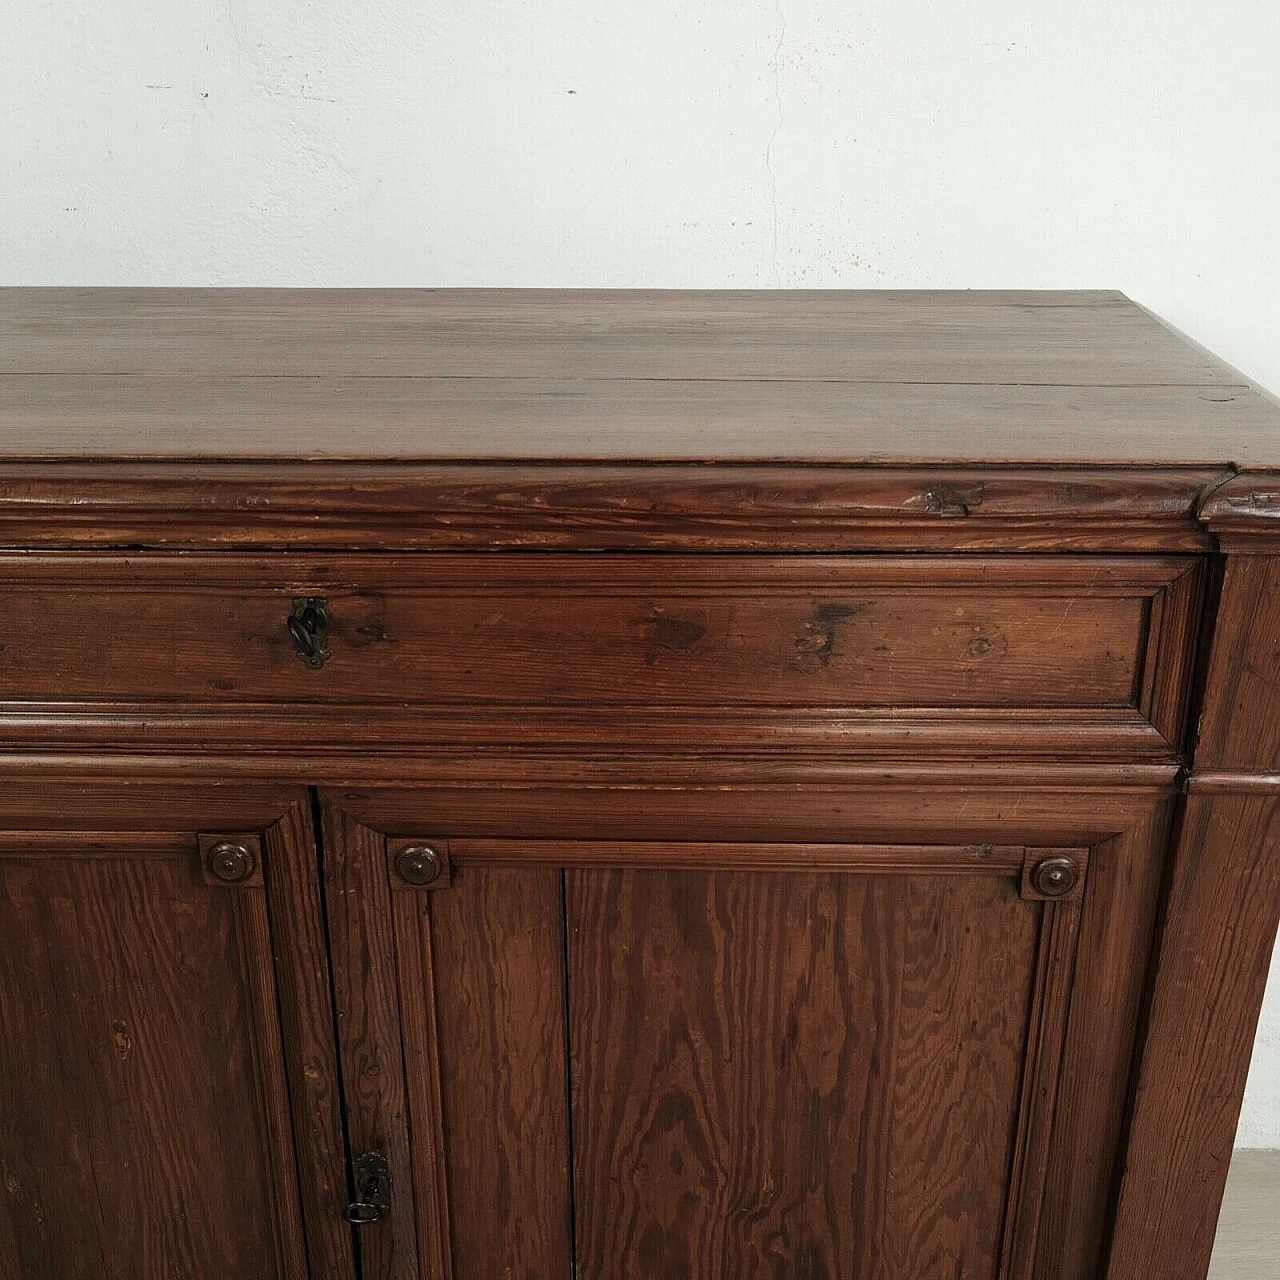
[320, 807, 422, 1280]
[1101, 548, 1280, 1278]
[0, 290, 1276, 468]
[878, 875, 1043, 1277]
[0, 702, 1177, 761]
[228, 883, 311, 1280]
[321, 800, 574, 1280]
[1031, 803, 1176, 1280]
[1196, 471, 1280, 548]
[0, 574, 1148, 708]
[0, 555, 1194, 764]
[567, 865, 1067, 1280]
[1191, 554, 1280, 770]
[388, 879, 454, 1280]
[0, 462, 1221, 554]
[449, 838, 1029, 873]
[0, 288, 1235, 385]
[0, 829, 314, 1280]
[0, 771, 1182, 1280]
[70, 775, 1165, 852]
[999, 900, 1082, 1279]
[6, 290, 1278, 1280]
[0, 747, 1177, 793]
[2, 373, 1275, 466]
[1108, 796, 1280, 1279]
[418, 865, 573, 1280]
[261, 802, 359, 1280]
[1138, 560, 1207, 749]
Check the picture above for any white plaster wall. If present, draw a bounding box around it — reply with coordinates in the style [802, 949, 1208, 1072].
[2, 1, 1279, 1145]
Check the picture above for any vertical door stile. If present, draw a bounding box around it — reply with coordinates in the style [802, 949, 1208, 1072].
[997, 895, 1086, 1280]
[228, 880, 311, 1280]
[317, 797, 579, 1280]
[319, 802, 423, 1280]
[559, 868, 582, 1280]
[386, 843, 455, 1280]
[262, 798, 362, 1280]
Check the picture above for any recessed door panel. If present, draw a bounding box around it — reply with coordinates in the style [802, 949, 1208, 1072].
[566, 864, 1072, 1280]
[0, 798, 352, 1280]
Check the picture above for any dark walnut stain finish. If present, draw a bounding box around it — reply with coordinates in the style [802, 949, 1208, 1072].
[0, 553, 1200, 759]
[566, 864, 1069, 1280]
[318, 802, 574, 1280]
[0, 794, 352, 1280]
[408, 864, 572, 1278]
[1, 291, 1280, 1280]
[0, 462, 1222, 552]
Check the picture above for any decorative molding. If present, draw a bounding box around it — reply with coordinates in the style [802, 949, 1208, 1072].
[999, 895, 1084, 1279]
[1186, 771, 1280, 795]
[0, 752, 1184, 794]
[1198, 471, 1280, 547]
[0, 463, 1222, 552]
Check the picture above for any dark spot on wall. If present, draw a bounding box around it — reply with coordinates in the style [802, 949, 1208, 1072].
[209, 678, 235, 691]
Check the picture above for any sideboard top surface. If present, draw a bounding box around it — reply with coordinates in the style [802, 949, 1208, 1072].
[1, 287, 1278, 468]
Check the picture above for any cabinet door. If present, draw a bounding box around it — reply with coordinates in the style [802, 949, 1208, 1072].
[320, 794, 1090, 1280]
[319, 802, 574, 1280]
[0, 786, 355, 1280]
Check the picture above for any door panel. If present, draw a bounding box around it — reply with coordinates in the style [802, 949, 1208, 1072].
[0, 794, 354, 1280]
[413, 865, 572, 1279]
[567, 864, 1075, 1280]
[321, 810, 574, 1280]
[319, 793, 1087, 1280]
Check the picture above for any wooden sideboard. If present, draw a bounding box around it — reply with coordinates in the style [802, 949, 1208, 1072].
[0, 289, 1277, 1280]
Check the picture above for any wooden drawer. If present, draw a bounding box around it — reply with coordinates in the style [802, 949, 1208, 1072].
[0, 553, 1200, 754]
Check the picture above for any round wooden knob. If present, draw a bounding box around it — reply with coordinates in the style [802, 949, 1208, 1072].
[208, 841, 256, 883]
[1031, 855, 1079, 898]
[396, 845, 443, 886]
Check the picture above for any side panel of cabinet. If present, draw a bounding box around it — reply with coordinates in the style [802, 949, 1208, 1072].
[0, 787, 355, 1280]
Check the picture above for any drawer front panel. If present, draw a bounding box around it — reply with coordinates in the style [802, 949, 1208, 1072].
[0, 554, 1199, 747]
